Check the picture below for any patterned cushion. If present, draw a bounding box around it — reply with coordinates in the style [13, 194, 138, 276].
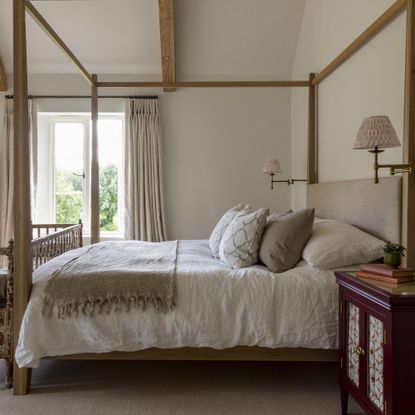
[209, 203, 245, 258]
[219, 208, 269, 269]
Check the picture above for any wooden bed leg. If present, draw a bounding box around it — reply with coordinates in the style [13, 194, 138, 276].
[13, 365, 31, 395]
[340, 386, 348, 415]
[5, 358, 13, 389]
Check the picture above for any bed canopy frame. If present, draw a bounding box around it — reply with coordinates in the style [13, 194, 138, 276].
[8, 0, 415, 394]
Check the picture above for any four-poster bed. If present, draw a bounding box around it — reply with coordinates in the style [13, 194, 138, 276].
[8, 0, 415, 396]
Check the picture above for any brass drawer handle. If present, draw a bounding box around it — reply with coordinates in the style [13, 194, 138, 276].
[354, 345, 365, 356]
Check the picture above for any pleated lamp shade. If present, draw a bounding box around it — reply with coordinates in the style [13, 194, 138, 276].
[263, 158, 282, 174]
[353, 116, 401, 150]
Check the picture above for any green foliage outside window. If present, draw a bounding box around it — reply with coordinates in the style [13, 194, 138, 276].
[55, 164, 119, 232]
[56, 194, 83, 224]
[100, 164, 118, 231]
[56, 171, 83, 224]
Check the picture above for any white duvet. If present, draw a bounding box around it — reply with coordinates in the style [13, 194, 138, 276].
[16, 240, 341, 368]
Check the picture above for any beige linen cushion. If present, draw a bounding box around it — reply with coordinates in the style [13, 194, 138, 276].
[219, 208, 269, 269]
[259, 208, 315, 273]
[302, 219, 385, 269]
[209, 204, 245, 258]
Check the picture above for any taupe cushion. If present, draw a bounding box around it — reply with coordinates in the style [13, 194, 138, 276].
[267, 209, 293, 223]
[259, 208, 315, 273]
[219, 208, 269, 269]
[209, 203, 245, 258]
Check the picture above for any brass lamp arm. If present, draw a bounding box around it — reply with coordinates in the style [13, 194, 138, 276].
[374, 160, 414, 183]
[269, 175, 308, 189]
[369, 146, 414, 183]
[377, 163, 413, 175]
[270, 178, 290, 189]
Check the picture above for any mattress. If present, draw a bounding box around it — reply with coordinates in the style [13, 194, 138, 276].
[16, 240, 342, 368]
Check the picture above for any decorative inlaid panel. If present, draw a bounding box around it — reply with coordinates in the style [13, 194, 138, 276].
[368, 315, 384, 411]
[347, 303, 360, 387]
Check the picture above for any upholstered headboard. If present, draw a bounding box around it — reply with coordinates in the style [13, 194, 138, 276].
[306, 177, 402, 243]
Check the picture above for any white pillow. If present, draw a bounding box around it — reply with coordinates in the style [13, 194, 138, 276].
[219, 208, 269, 269]
[209, 204, 245, 258]
[302, 219, 384, 269]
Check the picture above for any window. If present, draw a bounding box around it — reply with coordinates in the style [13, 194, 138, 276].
[97, 117, 123, 233]
[37, 113, 124, 236]
[53, 120, 88, 226]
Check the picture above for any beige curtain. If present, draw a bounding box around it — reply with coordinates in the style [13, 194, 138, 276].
[29, 99, 38, 218]
[124, 98, 166, 241]
[0, 98, 37, 254]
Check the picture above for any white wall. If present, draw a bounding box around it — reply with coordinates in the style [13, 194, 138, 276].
[291, 0, 406, 209]
[161, 88, 291, 239]
[1, 74, 291, 240]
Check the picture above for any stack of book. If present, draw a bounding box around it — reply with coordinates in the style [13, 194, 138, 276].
[357, 264, 414, 285]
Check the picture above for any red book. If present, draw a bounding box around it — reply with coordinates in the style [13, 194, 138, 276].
[356, 271, 414, 284]
[357, 277, 401, 288]
[360, 263, 415, 278]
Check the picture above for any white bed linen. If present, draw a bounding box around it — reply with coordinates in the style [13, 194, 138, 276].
[16, 240, 343, 368]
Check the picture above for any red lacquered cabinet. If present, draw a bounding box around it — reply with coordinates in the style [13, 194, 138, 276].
[335, 271, 415, 415]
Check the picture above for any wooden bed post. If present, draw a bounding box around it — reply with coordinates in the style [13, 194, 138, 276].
[403, 0, 415, 267]
[90, 74, 100, 244]
[13, 0, 32, 395]
[307, 73, 317, 184]
[0, 55, 7, 91]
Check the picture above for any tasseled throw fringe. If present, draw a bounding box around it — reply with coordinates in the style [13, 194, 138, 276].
[43, 293, 175, 319]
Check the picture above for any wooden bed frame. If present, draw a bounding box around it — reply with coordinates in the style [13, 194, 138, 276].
[5, 177, 401, 394]
[7, 0, 415, 395]
[0, 223, 83, 388]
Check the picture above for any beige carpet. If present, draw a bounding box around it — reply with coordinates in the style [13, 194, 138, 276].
[0, 360, 363, 415]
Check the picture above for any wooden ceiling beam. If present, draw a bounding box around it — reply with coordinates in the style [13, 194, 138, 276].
[158, 0, 176, 92]
[0, 55, 7, 91]
[312, 0, 406, 85]
[97, 80, 309, 88]
[24, 1, 94, 86]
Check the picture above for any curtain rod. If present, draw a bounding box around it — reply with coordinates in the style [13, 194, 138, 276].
[4, 95, 158, 100]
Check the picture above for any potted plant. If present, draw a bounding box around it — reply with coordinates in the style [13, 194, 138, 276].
[383, 242, 406, 268]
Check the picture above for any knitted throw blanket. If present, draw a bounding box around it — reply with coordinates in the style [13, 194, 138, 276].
[43, 240, 178, 319]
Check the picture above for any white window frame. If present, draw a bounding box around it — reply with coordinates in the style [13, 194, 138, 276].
[46, 112, 124, 237]
[51, 115, 90, 231]
[96, 113, 125, 237]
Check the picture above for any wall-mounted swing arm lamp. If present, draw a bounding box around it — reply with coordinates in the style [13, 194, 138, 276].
[262, 159, 307, 189]
[262, 159, 289, 189]
[353, 116, 414, 184]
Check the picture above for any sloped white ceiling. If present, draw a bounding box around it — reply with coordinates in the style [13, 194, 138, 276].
[0, 0, 306, 78]
[176, 0, 307, 79]
[0, 0, 163, 75]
